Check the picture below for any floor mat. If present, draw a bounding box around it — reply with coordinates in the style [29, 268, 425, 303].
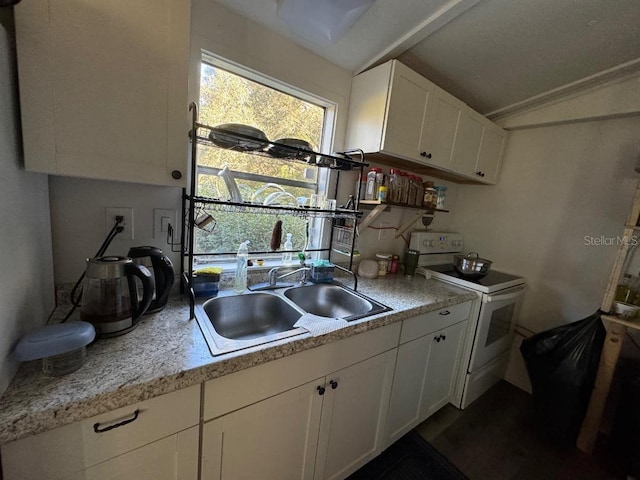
[348, 430, 468, 480]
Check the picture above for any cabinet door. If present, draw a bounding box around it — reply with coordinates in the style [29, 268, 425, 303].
[314, 349, 397, 480]
[422, 321, 467, 418]
[385, 335, 432, 446]
[421, 88, 465, 170]
[14, 0, 190, 186]
[66, 427, 198, 480]
[382, 62, 434, 162]
[451, 108, 485, 179]
[475, 123, 508, 185]
[201, 379, 324, 480]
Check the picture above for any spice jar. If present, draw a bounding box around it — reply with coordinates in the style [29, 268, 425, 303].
[423, 181, 437, 209]
[376, 253, 392, 276]
[434, 186, 447, 209]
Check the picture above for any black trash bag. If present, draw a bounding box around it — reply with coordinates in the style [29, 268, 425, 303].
[520, 310, 605, 446]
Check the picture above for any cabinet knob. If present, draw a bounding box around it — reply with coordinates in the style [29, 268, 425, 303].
[442, 334, 447, 341]
[476, 171, 485, 177]
[329, 380, 338, 390]
[435, 336, 441, 342]
[171, 170, 183, 180]
[420, 152, 432, 159]
[317, 385, 326, 396]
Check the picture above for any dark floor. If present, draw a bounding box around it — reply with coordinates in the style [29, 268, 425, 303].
[416, 381, 627, 480]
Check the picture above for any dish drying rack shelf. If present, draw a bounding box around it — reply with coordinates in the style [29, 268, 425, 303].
[182, 103, 366, 318]
[194, 122, 367, 171]
[189, 195, 362, 219]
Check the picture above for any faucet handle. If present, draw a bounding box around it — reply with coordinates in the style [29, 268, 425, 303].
[297, 252, 306, 266]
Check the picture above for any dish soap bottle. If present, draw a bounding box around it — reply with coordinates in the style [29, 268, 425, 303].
[282, 233, 293, 266]
[233, 240, 250, 293]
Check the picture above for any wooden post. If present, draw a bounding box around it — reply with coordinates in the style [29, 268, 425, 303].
[576, 319, 626, 453]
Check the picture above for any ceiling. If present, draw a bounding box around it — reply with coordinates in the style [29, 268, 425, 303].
[213, 0, 640, 117]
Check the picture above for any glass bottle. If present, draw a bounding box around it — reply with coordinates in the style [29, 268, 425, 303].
[388, 169, 399, 204]
[399, 171, 409, 204]
[365, 167, 381, 201]
[414, 176, 424, 207]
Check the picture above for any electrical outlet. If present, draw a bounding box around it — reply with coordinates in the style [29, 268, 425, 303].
[105, 207, 134, 240]
[154, 209, 177, 239]
[379, 222, 390, 240]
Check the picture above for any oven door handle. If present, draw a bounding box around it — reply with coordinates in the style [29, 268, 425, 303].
[484, 286, 526, 303]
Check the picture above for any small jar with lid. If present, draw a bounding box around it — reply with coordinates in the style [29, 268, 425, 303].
[423, 181, 437, 209]
[434, 185, 447, 209]
[376, 253, 392, 276]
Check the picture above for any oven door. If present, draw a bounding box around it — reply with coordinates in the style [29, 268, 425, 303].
[468, 284, 526, 372]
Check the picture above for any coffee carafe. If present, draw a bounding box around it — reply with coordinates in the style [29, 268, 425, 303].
[80, 256, 154, 338]
[127, 246, 175, 314]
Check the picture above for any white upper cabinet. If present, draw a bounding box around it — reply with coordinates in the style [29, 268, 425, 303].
[346, 60, 508, 185]
[14, 0, 191, 186]
[452, 108, 508, 185]
[346, 60, 434, 163]
[421, 87, 465, 171]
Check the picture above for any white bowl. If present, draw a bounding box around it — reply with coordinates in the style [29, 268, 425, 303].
[613, 301, 640, 320]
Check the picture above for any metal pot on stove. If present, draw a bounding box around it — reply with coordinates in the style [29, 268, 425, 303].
[453, 252, 492, 279]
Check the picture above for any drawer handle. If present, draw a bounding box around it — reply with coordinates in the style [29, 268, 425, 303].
[93, 409, 140, 433]
[439, 310, 451, 316]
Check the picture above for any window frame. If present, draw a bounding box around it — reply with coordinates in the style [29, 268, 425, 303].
[193, 52, 338, 264]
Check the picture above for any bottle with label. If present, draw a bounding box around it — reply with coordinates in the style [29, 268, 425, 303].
[282, 233, 293, 266]
[233, 240, 250, 293]
[414, 176, 424, 207]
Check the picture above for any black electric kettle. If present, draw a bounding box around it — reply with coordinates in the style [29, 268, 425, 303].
[80, 256, 154, 338]
[128, 246, 175, 313]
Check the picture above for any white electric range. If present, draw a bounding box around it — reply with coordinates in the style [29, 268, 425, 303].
[410, 232, 526, 408]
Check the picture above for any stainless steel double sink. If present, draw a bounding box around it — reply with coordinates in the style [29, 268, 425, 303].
[195, 283, 391, 355]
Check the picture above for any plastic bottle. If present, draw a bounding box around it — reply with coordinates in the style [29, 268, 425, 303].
[365, 167, 381, 200]
[233, 240, 250, 293]
[282, 233, 293, 266]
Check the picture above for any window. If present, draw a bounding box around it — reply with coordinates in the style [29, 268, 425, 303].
[195, 55, 333, 262]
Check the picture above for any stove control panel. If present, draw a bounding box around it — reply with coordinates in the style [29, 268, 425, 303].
[409, 232, 464, 254]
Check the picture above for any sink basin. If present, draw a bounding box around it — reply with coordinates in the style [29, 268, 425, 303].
[195, 293, 307, 355]
[201, 293, 301, 340]
[195, 284, 391, 356]
[284, 284, 390, 321]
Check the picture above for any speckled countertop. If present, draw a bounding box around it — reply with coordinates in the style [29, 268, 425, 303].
[0, 275, 476, 444]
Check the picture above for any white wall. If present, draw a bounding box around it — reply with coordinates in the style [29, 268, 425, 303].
[49, 177, 183, 283]
[48, 0, 360, 284]
[452, 117, 640, 333]
[454, 78, 640, 390]
[0, 10, 55, 394]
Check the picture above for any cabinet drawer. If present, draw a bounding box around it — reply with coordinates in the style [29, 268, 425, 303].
[2, 385, 200, 480]
[400, 301, 471, 344]
[203, 323, 401, 420]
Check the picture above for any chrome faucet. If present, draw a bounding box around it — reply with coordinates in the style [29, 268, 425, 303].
[267, 265, 311, 286]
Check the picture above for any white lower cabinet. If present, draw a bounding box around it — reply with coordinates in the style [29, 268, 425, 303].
[314, 350, 397, 480]
[202, 378, 323, 480]
[385, 303, 471, 446]
[68, 426, 199, 480]
[1, 385, 201, 480]
[201, 349, 397, 480]
[421, 321, 467, 418]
